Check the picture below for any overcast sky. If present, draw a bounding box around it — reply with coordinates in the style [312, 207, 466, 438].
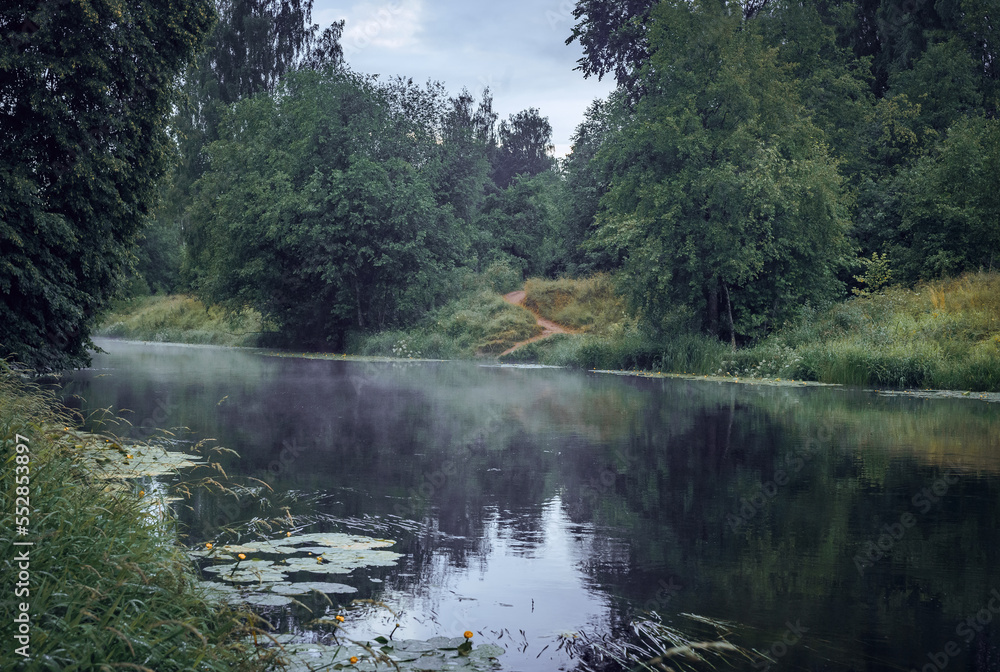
[310, 0, 616, 157]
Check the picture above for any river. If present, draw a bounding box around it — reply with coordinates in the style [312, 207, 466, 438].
[60, 338, 1000, 671]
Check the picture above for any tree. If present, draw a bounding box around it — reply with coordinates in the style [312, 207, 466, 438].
[191, 68, 464, 347]
[889, 116, 1000, 280]
[565, 0, 657, 97]
[889, 36, 983, 134]
[562, 94, 624, 274]
[591, 1, 851, 342]
[566, 0, 773, 98]
[491, 108, 555, 190]
[429, 88, 495, 229]
[477, 172, 563, 278]
[174, 0, 343, 288]
[0, 0, 214, 370]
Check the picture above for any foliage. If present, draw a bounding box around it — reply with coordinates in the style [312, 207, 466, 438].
[852, 252, 893, 296]
[490, 107, 556, 190]
[357, 289, 540, 359]
[0, 0, 214, 370]
[729, 272, 1000, 390]
[98, 294, 264, 346]
[523, 274, 631, 334]
[429, 88, 497, 227]
[890, 116, 1000, 281]
[476, 172, 563, 278]
[0, 373, 267, 671]
[190, 68, 465, 348]
[560, 95, 624, 274]
[169, 0, 344, 292]
[565, 0, 657, 95]
[590, 1, 852, 343]
[565, 0, 771, 98]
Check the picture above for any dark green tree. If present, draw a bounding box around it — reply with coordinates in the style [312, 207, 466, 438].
[561, 94, 623, 274]
[174, 0, 343, 289]
[477, 172, 563, 278]
[889, 116, 1000, 280]
[591, 0, 852, 343]
[191, 68, 464, 347]
[0, 0, 214, 370]
[491, 108, 555, 190]
[566, 0, 773, 98]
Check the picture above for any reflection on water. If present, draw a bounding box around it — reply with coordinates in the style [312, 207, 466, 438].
[60, 338, 1000, 671]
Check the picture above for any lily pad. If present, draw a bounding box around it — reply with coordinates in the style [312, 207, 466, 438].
[81, 442, 203, 479]
[273, 532, 398, 551]
[280, 549, 403, 575]
[243, 593, 295, 607]
[266, 637, 502, 672]
[193, 532, 402, 608]
[269, 581, 358, 595]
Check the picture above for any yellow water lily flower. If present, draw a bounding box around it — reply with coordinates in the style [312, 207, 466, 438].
[335, 615, 345, 623]
[464, 631, 473, 639]
[349, 656, 358, 664]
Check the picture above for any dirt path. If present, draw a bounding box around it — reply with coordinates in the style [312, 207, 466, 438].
[499, 289, 571, 357]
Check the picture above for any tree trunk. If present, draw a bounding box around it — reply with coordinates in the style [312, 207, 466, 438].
[722, 282, 736, 350]
[355, 281, 364, 329]
[707, 282, 719, 337]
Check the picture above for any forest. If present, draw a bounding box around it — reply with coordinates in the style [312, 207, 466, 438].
[2, 0, 999, 379]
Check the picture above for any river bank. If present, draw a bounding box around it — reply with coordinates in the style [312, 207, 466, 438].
[0, 370, 268, 671]
[96, 271, 1000, 393]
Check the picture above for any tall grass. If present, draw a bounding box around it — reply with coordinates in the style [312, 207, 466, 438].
[0, 371, 268, 671]
[354, 289, 541, 358]
[523, 274, 631, 334]
[510, 271, 1000, 391]
[722, 272, 1000, 390]
[98, 295, 265, 347]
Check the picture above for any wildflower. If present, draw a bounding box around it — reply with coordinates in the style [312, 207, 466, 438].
[464, 631, 474, 639]
[335, 615, 345, 623]
[349, 656, 359, 664]
[126, 454, 133, 459]
[139, 491, 145, 496]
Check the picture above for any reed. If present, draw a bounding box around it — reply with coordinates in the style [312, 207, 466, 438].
[0, 371, 268, 671]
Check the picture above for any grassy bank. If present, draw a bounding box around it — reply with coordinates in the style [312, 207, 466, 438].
[351, 288, 541, 358]
[97, 271, 1000, 392]
[744, 272, 1000, 390]
[97, 294, 264, 347]
[505, 272, 1000, 392]
[0, 370, 266, 671]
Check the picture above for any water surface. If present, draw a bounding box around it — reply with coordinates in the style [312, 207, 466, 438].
[62, 339, 1000, 671]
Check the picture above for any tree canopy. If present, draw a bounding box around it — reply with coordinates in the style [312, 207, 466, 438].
[190, 69, 466, 347]
[1, 0, 214, 369]
[590, 1, 852, 342]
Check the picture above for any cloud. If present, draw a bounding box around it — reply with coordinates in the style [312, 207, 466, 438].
[315, 0, 424, 58]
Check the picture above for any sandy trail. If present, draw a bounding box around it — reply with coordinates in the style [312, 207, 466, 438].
[499, 289, 571, 357]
